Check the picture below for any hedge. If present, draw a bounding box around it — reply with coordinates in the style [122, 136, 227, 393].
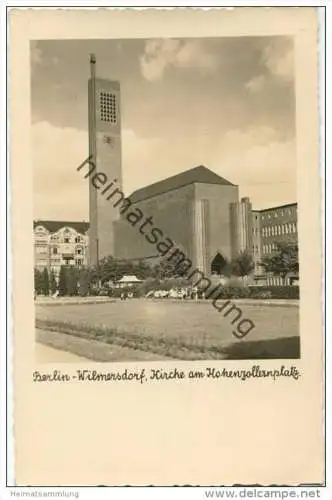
[208, 285, 299, 300]
[248, 285, 299, 299]
[88, 284, 299, 300]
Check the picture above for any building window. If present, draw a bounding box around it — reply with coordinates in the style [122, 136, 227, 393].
[64, 237, 70, 243]
[76, 259, 83, 266]
[75, 236, 81, 243]
[36, 246, 47, 254]
[76, 248, 82, 255]
[53, 247, 58, 254]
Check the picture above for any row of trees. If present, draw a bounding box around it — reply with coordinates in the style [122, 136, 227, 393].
[260, 242, 299, 283]
[224, 242, 299, 284]
[34, 268, 57, 296]
[34, 242, 299, 296]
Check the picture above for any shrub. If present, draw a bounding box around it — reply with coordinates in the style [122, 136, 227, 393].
[138, 278, 162, 296]
[108, 286, 143, 298]
[248, 285, 299, 299]
[209, 286, 251, 299]
[207, 285, 299, 300]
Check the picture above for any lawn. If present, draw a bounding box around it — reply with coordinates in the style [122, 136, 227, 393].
[35, 300, 300, 360]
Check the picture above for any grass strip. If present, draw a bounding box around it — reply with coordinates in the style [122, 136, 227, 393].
[36, 319, 300, 360]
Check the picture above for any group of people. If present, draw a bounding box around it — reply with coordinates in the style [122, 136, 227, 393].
[120, 291, 134, 300]
[145, 287, 204, 300]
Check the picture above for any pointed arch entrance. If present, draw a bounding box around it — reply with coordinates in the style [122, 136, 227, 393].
[211, 252, 228, 275]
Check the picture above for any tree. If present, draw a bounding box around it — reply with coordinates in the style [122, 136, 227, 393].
[98, 256, 123, 284]
[231, 250, 255, 278]
[135, 260, 153, 280]
[49, 269, 57, 295]
[42, 268, 49, 296]
[151, 257, 190, 280]
[97, 256, 154, 285]
[260, 242, 299, 284]
[78, 267, 94, 296]
[57, 266, 79, 296]
[58, 266, 67, 296]
[66, 266, 79, 296]
[34, 268, 44, 295]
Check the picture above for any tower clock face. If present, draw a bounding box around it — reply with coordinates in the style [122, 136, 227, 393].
[103, 134, 115, 147]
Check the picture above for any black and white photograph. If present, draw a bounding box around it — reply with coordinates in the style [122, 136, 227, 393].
[8, 6, 326, 488]
[32, 36, 300, 362]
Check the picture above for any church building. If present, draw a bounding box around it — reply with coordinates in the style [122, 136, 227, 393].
[113, 165, 252, 277]
[33, 55, 298, 285]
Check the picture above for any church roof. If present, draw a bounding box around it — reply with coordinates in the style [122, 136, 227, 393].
[33, 220, 89, 234]
[128, 165, 235, 203]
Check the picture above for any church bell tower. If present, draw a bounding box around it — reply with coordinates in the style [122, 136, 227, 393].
[88, 53, 123, 266]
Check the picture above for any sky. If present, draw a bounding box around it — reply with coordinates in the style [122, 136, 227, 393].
[31, 36, 296, 221]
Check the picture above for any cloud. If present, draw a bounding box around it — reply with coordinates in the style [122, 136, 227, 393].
[211, 126, 296, 208]
[245, 75, 266, 93]
[31, 41, 43, 66]
[33, 119, 296, 221]
[245, 38, 294, 93]
[31, 42, 60, 68]
[140, 38, 220, 81]
[33, 121, 89, 220]
[33, 122, 164, 219]
[263, 39, 294, 83]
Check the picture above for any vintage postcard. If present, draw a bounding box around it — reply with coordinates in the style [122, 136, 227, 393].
[10, 7, 324, 486]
